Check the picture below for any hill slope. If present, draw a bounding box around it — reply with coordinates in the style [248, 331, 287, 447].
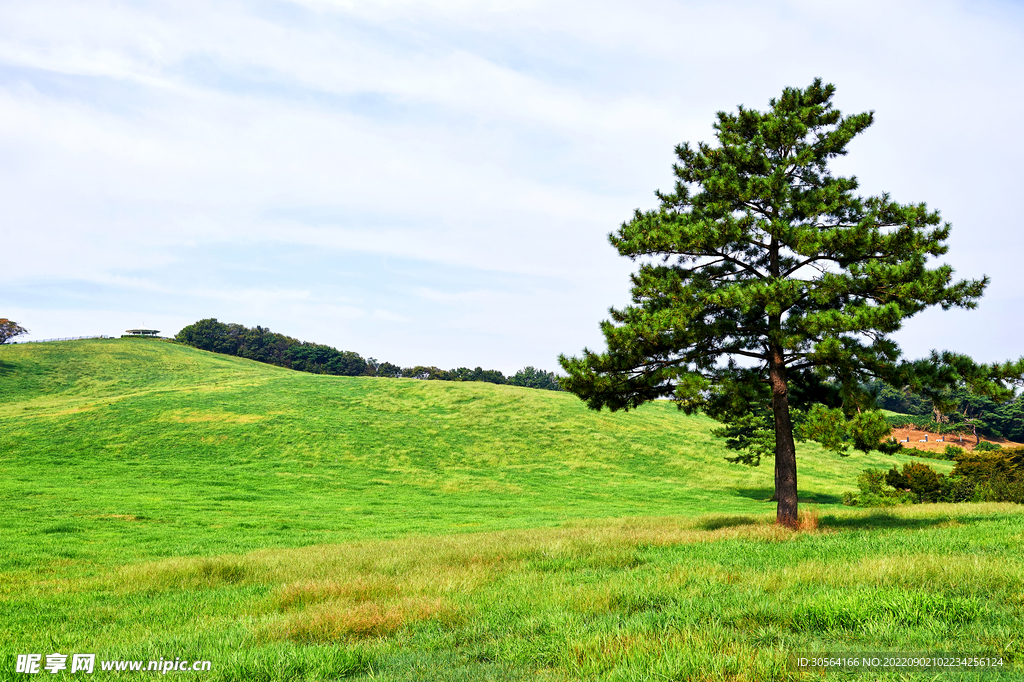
[2, 339, 930, 568]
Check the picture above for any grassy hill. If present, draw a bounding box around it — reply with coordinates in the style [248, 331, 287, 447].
[0, 338, 921, 565]
[1, 339, 1021, 681]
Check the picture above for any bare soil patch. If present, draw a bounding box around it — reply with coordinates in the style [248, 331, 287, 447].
[890, 427, 1021, 453]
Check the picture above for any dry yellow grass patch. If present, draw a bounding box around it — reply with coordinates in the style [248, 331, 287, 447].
[162, 409, 266, 424]
[565, 630, 775, 682]
[0, 397, 111, 419]
[274, 576, 402, 610]
[99, 514, 148, 522]
[269, 596, 459, 641]
[438, 478, 524, 494]
[267, 577, 462, 643]
[797, 507, 819, 531]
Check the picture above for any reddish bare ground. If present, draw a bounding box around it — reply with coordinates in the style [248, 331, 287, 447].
[889, 427, 1022, 453]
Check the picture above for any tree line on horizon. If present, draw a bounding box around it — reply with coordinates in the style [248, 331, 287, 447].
[174, 318, 563, 391]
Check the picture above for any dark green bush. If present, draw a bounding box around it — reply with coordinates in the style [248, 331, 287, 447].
[950, 448, 1024, 504]
[940, 475, 978, 503]
[903, 462, 944, 502]
[877, 438, 904, 455]
[850, 447, 1024, 506]
[902, 446, 951, 461]
[844, 468, 914, 507]
[884, 462, 944, 503]
[943, 444, 966, 458]
[986, 478, 1024, 504]
[859, 469, 890, 495]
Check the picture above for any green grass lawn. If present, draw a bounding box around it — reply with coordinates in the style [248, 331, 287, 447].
[0, 339, 1019, 681]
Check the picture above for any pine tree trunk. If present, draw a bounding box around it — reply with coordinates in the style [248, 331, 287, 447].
[769, 350, 799, 527]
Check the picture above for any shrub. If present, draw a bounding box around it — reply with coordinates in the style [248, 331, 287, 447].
[974, 441, 1003, 452]
[859, 468, 890, 496]
[845, 468, 914, 507]
[902, 447, 950, 462]
[943, 444, 966, 458]
[885, 462, 944, 503]
[851, 447, 1024, 506]
[877, 438, 904, 455]
[903, 462, 944, 502]
[940, 475, 978, 503]
[986, 478, 1024, 504]
[950, 447, 1024, 503]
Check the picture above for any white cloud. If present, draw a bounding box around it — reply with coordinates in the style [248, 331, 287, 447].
[1, 0, 1022, 368]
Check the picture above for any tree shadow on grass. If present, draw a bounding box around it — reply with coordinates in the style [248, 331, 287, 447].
[0, 360, 14, 377]
[704, 500, 1008, 532]
[734, 487, 843, 505]
[699, 515, 763, 530]
[819, 511, 990, 531]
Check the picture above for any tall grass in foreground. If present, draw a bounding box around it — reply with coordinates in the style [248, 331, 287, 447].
[4, 506, 1023, 681]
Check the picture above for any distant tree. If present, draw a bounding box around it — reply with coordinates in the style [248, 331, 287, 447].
[509, 366, 563, 391]
[868, 380, 933, 416]
[375, 362, 404, 378]
[449, 367, 477, 381]
[433, 366, 505, 384]
[947, 389, 1000, 445]
[470, 367, 506, 385]
[175, 318, 240, 355]
[285, 343, 366, 376]
[403, 365, 444, 380]
[867, 379, 1024, 442]
[0, 318, 28, 344]
[234, 325, 292, 365]
[175, 318, 370, 378]
[994, 397, 1024, 442]
[559, 79, 1024, 526]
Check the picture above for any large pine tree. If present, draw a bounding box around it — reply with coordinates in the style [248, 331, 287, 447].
[559, 79, 1018, 526]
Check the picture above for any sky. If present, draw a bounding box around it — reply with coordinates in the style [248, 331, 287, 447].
[2, 0, 1023, 373]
